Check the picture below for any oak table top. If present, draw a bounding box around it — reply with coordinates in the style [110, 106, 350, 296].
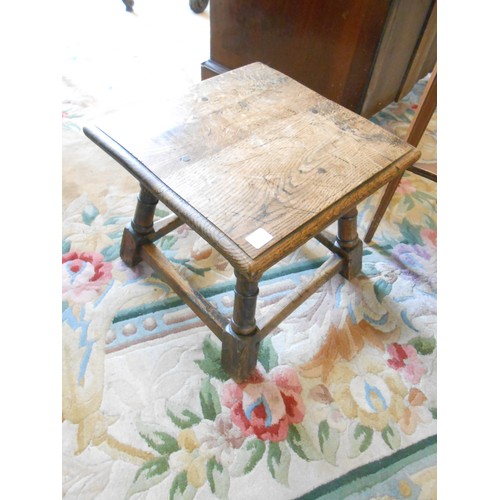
[84, 62, 420, 277]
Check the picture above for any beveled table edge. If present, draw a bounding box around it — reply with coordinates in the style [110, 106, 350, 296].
[83, 125, 257, 275]
[243, 147, 421, 275]
[83, 125, 420, 278]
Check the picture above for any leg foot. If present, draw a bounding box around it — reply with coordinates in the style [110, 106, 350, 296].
[221, 326, 260, 383]
[120, 226, 143, 267]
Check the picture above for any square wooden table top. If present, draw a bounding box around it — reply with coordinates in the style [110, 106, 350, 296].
[86, 63, 420, 275]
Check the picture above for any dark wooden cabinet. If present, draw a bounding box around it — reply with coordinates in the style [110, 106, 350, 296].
[201, 0, 436, 117]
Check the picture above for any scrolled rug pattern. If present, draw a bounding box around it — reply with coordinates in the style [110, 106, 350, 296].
[62, 9, 436, 499]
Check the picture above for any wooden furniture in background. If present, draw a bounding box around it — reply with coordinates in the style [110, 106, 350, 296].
[83, 63, 420, 382]
[364, 65, 437, 244]
[202, 0, 436, 117]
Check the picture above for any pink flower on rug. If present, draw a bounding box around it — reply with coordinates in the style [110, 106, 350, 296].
[222, 366, 305, 442]
[62, 251, 113, 303]
[387, 343, 426, 385]
[396, 178, 416, 195]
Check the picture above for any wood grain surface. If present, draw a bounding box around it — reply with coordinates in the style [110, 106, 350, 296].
[87, 63, 420, 275]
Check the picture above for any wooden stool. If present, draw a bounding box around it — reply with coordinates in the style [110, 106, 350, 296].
[84, 63, 420, 382]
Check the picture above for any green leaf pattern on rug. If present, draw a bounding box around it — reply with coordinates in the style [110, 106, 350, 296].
[200, 378, 222, 421]
[318, 420, 340, 465]
[267, 441, 291, 486]
[167, 408, 203, 430]
[136, 456, 170, 481]
[242, 439, 266, 474]
[397, 218, 423, 245]
[139, 430, 180, 456]
[195, 338, 230, 381]
[287, 424, 323, 461]
[229, 438, 262, 478]
[129, 426, 181, 497]
[408, 336, 436, 355]
[170, 471, 196, 500]
[382, 423, 401, 450]
[206, 457, 230, 498]
[258, 336, 280, 372]
[127, 457, 171, 498]
[348, 424, 374, 458]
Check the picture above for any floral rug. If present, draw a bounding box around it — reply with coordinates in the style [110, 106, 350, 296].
[62, 3, 437, 498]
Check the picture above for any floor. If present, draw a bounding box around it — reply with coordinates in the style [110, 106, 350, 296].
[62, 0, 211, 117]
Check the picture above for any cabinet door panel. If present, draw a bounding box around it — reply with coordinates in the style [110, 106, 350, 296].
[208, 0, 389, 112]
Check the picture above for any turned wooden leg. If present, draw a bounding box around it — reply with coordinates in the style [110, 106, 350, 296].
[230, 273, 260, 335]
[221, 273, 261, 382]
[120, 185, 159, 267]
[335, 208, 363, 280]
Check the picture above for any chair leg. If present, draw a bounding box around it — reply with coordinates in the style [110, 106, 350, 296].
[364, 173, 404, 244]
[363, 65, 437, 243]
